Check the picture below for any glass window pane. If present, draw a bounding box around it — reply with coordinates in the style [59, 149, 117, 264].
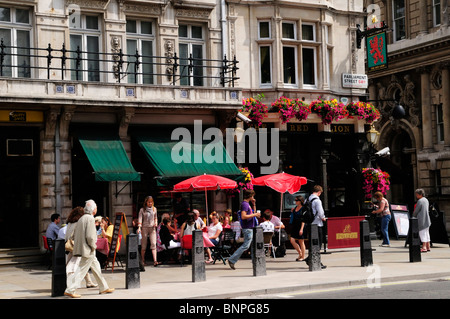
[0, 28, 11, 76]
[126, 20, 137, 33]
[192, 44, 203, 86]
[192, 26, 202, 39]
[179, 25, 188, 38]
[142, 40, 153, 84]
[302, 24, 314, 41]
[16, 9, 29, 24]
[141, 21, 152, 35]
[87, 36, 99, 81]
[17, 30, 30, 78]
[260, 46, 271, 84]
[70, 35, 82, 80]
[127, 39, 137, 83]
[179, 43, 188, 85]
[394, 0, 405, 18]
[86, 16, 99, 30]
[259, 21, 270, 38]
[0, 7, 11, 22]
[282, 23, 295, 39]
[302, 48, 315, 85]
[283, 47, 296, 84]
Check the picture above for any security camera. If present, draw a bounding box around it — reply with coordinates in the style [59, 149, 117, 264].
[375, 147, 390, 157]
[237, 112, 252, 123]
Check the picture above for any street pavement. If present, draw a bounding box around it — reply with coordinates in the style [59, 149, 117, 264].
[1, 239, 450, 300]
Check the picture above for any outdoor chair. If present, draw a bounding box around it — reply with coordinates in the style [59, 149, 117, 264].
[263, 231, 276, 258]
[180, 235, 193, 266]
[211, 229, 235, 265]
[42, 235, 53, 269]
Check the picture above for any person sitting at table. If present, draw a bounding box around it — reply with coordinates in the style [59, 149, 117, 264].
[205, 211, 223, 263]
[193, 209, 205, 230]
[180, 212, 197, 238]
[99, 217, 114, 244]
[221, 209, 232, 229]
[230, 211, 242, 243]
[159, 217, 181, 263]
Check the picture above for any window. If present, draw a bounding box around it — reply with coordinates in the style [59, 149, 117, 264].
[258, 21, 272, 86]
[301, 23, 317, 87]
[282, 22, 297, 86]
[126, 19, 154, 84]
[282, 22, 295, 39]
[0, 6, 31, 78]
[433, 0, 441, 27]
[393, 0, 406, 41]
[69, 15, 101, 81]
[437, 103, 444, 143]
[178, 24, 204, 86]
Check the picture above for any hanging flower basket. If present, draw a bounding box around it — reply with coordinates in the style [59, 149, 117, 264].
[226, 167, 254, 197]
[271, 96, 311, 124]
[346, 101, 380, 124]
[310, 97, 347, 125]
[362, 168, 390, 199]
[240, 94, 268, 127]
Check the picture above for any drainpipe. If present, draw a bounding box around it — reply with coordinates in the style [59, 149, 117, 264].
[221, 0, 228, 59]
[55, 116, 61, 215]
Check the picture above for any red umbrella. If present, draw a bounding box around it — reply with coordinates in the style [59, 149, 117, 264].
[173, 174, 237, 225]
[252, 172, 307, 194]
[252, 172, 308, 244]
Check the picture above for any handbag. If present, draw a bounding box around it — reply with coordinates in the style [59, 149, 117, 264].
[65, 238, 74, 252]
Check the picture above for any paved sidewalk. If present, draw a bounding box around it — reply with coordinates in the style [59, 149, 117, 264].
[1, 239, 450, 299]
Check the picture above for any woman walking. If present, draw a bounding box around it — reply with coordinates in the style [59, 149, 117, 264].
[371, 191, 391, 247]
[290, 195, 306, 261]
[137, 196, 159, 266]
[413, 189, 431, 252]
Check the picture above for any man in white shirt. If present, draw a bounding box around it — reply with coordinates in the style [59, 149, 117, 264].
[307, 185, 327, 269]
[260, 211, 275, 232]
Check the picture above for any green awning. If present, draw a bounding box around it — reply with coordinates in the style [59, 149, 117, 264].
[78, 130, 141, 182]
[136, 134, 244, 186]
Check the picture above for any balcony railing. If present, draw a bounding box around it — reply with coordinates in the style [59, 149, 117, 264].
[0, 40, 239, 88]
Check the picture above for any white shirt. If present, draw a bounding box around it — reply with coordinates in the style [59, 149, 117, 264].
[207, 222, 223, 239]
[260, 220, 275, 233]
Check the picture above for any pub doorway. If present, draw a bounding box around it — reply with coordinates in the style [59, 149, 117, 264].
[0, 126, 40, 248]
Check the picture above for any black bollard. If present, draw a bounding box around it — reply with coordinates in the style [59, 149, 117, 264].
[252, 226, 266, 276]
[360, 220, 373, 267]
[409, 217, 421, 262]
[126, 234, 140, 289]
[51, 239, 66, 297]
[309, 224, 322, 271]
[192, 230, 206, 282]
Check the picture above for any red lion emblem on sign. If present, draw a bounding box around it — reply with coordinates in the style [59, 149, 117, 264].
[369, 35, 384, 65]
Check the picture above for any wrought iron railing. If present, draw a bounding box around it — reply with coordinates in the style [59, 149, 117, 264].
[0, 40, 239, 87]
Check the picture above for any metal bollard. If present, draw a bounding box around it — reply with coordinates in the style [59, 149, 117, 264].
[409, 217, 421, 262]
[51, 239, 66, 297]
[360, 220, 373, 267]
[252, 226, 266, 277]
[309, 224, 322, 271]
[192, 230, 206, 282]
[126, 234, 140, 289]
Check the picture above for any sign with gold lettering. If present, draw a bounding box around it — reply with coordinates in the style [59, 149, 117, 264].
[327, 216, 365, 249]
[330, 124, 354, 134]
[0, 110, 44, 123]
[287, 123, 317, 133]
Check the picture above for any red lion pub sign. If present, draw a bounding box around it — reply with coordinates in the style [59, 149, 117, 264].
[366, 31, 388, 73]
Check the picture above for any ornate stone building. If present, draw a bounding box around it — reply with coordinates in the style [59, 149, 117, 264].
[365, 0, 450, 232]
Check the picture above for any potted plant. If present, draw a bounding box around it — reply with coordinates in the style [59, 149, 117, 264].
[271, 96, 311, 124]
[346, 101, 380, 124]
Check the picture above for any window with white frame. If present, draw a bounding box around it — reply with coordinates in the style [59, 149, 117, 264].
[301, 23, 317, 87]
[393, 0, 406, 41]
[178, 23, 204, 86]
[282, 22, 297, 86]
[69, 15, 101, 81]
[258, 21, 272, 86]
[126, 19, 154, 84]
[437, 103, 444, 143]
[0, 6, 31, 78]
[433, 0, 441, 27]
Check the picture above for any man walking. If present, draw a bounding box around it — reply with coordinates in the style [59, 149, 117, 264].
[306, 185, 327, 269]
[228, 189, 260, 270]
[64, 199, 114, 298]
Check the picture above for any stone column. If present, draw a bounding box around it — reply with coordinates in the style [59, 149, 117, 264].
[420, 68, 433, 151]
[442, 65, 450, 148]
[419, 0, 428, 35]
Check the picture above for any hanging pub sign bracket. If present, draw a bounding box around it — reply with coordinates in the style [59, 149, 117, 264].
[356, 22, 389, 49]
